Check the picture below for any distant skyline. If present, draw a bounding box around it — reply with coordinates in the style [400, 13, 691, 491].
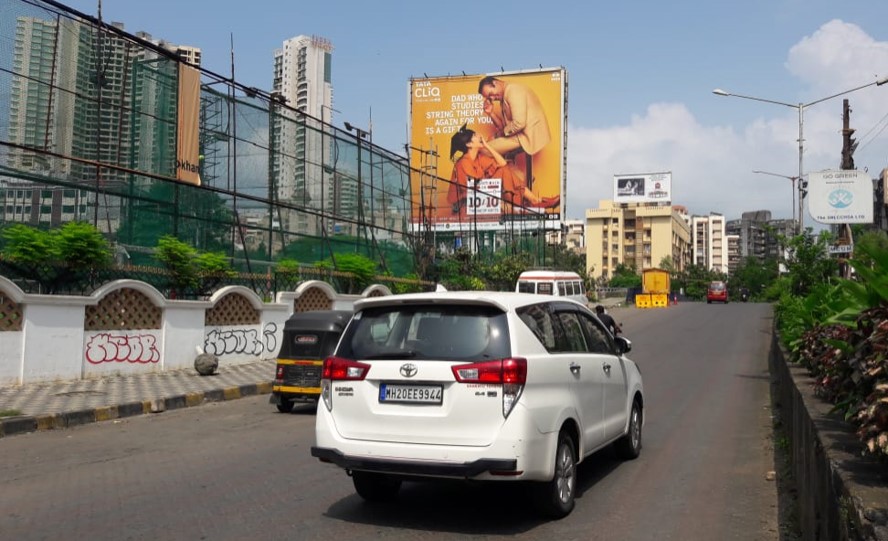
[64, 0, 888, 225]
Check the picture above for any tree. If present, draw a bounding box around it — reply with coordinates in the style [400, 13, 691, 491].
[731, 256, 779, 299]
[673, 263, 723, 300]
[154, 236, 234, 298]
[609, 263, 642, 289]
[481, 251, 533, 291]
[0, 222, 112, 293]
[784, 229, 838, 296]
[326, 253, 378, 293]
[658, 255, 676, 274]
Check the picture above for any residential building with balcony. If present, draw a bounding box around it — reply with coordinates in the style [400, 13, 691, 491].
[585, 200, 691, 280]
[726, 211, 797, 267]
[691, 213, 727, 274]
[271, 35, 335, 238]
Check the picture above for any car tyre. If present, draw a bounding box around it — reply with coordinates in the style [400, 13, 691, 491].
[533, 431, 577, 519]
[276, 401, 295, 413]
[352, 471, 401, 502]
[614, 399, 642, 460]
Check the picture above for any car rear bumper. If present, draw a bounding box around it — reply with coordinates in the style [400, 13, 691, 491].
[310, 446, 517, 478]
[313, 404, 558, 480]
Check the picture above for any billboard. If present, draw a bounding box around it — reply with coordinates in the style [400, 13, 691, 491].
[613, 172, 672, 204]
[176, 63, 202, 186]
[808, 170, 873, 224]
[408, 68, 566, 232]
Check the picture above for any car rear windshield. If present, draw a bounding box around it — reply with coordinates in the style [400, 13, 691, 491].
[709, 282, 725, 291]
[337, 304, 511, 361]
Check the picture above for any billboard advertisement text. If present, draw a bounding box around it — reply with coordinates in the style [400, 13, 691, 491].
[408, 69, 565, 232]
[808, 170, 873, 224]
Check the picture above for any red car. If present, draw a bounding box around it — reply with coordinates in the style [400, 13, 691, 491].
[707, 281, 728, 304]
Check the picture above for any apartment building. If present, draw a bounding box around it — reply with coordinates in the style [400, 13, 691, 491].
[4, 17, 199, 231]
[725, 210, 797, 267]
[271, 35, 335, 237]
[726, 234, 741, 275]
[585, 200, 691, 280]
[691, 213, 728, 274]
[547, 219, 586, 254]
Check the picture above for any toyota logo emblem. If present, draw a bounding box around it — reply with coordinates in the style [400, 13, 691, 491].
[400, 363, 418, 378]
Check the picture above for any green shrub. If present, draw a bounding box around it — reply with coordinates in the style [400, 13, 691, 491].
[0, 222, 112, 293]
[775, 233, 888, 460]
[326, 253, 377, 293]
[275, 258, 301, 275]
[154, 236, 234, 296]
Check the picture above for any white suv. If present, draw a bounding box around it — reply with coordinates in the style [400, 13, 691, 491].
[311, 291, 644, 518]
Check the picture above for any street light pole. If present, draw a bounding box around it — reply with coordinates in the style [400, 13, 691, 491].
[752, 170, 798, 225]
[713, 75, 888, 232]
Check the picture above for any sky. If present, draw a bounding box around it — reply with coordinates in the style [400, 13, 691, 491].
[64, 0, 888, 225]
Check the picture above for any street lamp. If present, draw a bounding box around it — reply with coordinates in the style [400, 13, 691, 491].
[321, 104, 340, 125]
[752, 170, 799, 225]
[712, 75, 888, 231]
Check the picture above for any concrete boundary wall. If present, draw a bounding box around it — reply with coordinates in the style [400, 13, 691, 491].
[0, 277, 390, 386]
[770, 331, 888, 541]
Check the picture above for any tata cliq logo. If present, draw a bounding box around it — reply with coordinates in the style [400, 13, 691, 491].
[828, 189, 853, 209]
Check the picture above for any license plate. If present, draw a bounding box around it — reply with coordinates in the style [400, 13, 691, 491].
[379, 384, 443, 404]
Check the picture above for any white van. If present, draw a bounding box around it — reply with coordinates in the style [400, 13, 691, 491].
[515, 270, 588, 304]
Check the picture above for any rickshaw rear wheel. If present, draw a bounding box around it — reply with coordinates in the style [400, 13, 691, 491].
[276, 401, 295, 413]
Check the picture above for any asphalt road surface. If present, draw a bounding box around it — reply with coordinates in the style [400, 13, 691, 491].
[0, 302, 780, 540]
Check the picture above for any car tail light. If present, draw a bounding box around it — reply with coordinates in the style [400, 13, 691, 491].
[452, 358, 527, 418]
[320, 356, 371, 411]
[275, 365, 284, 382]
[322, 356, 371, 381]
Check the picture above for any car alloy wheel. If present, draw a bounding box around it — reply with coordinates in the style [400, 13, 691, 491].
[615, 400, 642, 460]
[533, 431, 577, 518]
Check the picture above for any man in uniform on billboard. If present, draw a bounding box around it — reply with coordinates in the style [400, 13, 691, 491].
[478, 76, 551, 159]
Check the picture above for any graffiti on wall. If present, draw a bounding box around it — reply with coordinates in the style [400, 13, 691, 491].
[204, 323, 277, 357]
[85, 333, 161, 364]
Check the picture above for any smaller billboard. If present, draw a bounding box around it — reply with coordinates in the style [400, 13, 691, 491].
[613, 172, 671, 203]
[808, 170, 873, 224]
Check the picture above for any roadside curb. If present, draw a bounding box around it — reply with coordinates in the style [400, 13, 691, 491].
[0, 381, 273, 439]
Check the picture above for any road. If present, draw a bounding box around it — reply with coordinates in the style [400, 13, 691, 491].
[0, 302, 780, 540]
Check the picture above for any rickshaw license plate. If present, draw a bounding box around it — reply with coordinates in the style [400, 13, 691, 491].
[379, 384, 443, 404]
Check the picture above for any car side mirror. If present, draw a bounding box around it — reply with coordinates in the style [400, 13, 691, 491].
[615, 336, 632, 354]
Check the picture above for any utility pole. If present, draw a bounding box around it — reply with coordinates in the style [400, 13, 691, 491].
[841, 99, 857, 170]
[838, 98, 856, 278]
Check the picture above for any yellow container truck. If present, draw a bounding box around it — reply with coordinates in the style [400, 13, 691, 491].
[637, 268, 671, 308]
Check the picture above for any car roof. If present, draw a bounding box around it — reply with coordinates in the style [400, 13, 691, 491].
[353, 291, 583, 312]
[517, 271, 581, 280]
[283, 310, 353, 332]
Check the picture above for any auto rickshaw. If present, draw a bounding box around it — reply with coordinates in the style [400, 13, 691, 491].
[270, 310, 352, 413]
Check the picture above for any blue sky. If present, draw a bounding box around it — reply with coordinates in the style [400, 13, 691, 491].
[66, 0, 888, 224]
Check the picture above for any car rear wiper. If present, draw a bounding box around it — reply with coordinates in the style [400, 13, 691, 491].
[360, 350, 418, 360]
